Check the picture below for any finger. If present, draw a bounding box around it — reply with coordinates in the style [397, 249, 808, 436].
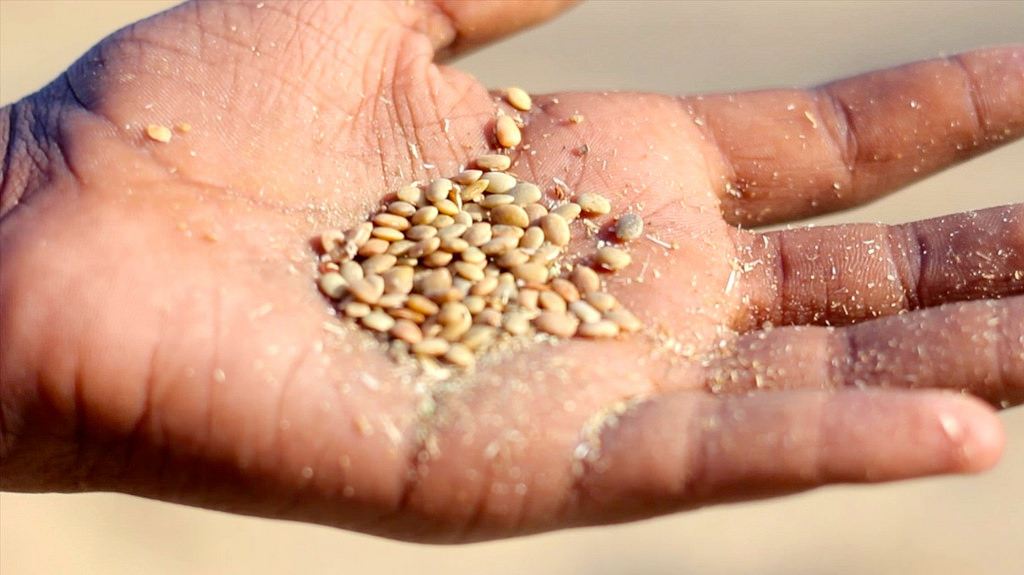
[688, 47, 1024, 226]
[708, 297, 1024, 405]
[423, 0, 579, 61]
[734, 204, 1024, 328]
[572, 389, 1003, 526]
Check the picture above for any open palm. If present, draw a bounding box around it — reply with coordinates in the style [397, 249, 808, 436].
[2, 1, 1022, 542]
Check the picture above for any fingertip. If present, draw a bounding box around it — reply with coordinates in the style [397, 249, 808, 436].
[430, 0, 578, 60]
[932, 393, 1006, 473]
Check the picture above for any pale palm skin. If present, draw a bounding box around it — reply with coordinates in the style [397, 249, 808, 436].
[1, 1, 1022, 543]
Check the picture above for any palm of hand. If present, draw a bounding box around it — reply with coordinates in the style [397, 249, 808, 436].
[2, 2, 1022, 542]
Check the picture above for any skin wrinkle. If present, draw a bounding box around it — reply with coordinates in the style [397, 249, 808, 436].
[817, 84, 860, 192]
[893, 220, 926, 311]
[951, 54, 988, 140]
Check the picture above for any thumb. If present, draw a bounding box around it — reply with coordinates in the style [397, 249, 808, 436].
[429, 0, 579, 61]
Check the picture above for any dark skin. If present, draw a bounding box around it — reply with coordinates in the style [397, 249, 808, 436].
[1, 1, 1022, 543]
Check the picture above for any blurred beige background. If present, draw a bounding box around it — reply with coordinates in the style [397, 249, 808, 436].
[1, 1, 1022, 573]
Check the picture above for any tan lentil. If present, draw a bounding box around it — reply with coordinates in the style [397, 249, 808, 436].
[390, 319, 423, 344]
[577, 193, 612, 215]
[534, 311, 579, 338]
[412, 337, 450, 357]
[538, 290, 568, 313]
[495, 115, 522, 148]
[570, 265, 600, 294]
[577, 319, 620, 338]
[595, 246, 631, 271]
[318, 272, 347, 299]
[373, 212, 411, 231]
[539, 214, 571, 246]
[505, 86, 532, 112]
[362, 310, 396, 332]
[145, 124, 173, 143]
[490, 204, 530, 228]
[475, 154, 512, 171]
[551, 202, 582, 221]
[480, 171, 517, 194]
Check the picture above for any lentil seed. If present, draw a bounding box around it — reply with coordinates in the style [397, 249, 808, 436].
[520, 226, 545, 250]
[495, 115, 522, 148]
[459, 179, 489, 202]
[481, 235, 519, 256]
[345, 301, 372, 318]
[390, 319, 423, 344]
[388, 201, 417, 217]
[480, 171, 517, 194]
[551, 278, 581, 302]
[479, 193, 516, 209]
[408, 236, 441, 258]
[461, 325, 497, 350]
[396, 185, 424, 205]
[508, 183, 542, 205]
[463, 223, 493, 247]
[605, 308, 642, 332]
[362, 253, 397, 275]
[373, 212, 411, 231]
[569, 300, 602, 323]
[427, 178, 453, 203]
[475, 154, 512, 171]
[586, 291, 620, 311]
[539, 290, 568, 313]
[412, 337, 450, 357]
[512, 262, 548, 284]
[505, 86, 532, 111]
[534, 311, 579, 338]
[595, 246, 631, 271]
[490, 204, 530, 228]
[434, 198, 460, 216]
[570, 265, 600, 294]
[444, 343, 475, 367]
[453, 169, 483, 185]
[362, 310, 396, 332]
[523, 203, 548, 222]
[318, 272, 347, 299]
[551, 202, 582, 221]
[410, 206, 439, 225]
[539, 214, 571, 246]
[577, 319, 620, 338]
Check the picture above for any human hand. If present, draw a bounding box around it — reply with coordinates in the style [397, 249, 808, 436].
[1, 0, 1021, 543]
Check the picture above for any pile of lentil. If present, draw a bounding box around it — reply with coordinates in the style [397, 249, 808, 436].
[315, 88, 642, 369]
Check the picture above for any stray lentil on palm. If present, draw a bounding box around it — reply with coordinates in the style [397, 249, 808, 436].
[315, 153, 644, 367]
